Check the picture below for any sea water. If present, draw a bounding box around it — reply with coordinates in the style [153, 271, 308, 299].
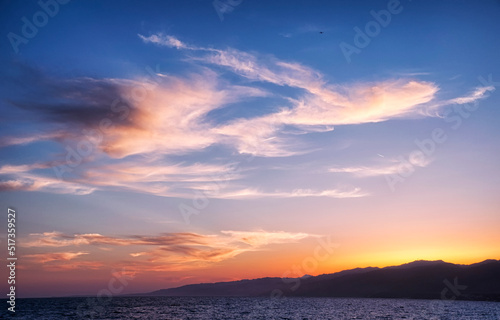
[1, 296, 499, 319]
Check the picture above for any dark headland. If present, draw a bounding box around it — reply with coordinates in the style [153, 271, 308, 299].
[133, 260, 500, 302]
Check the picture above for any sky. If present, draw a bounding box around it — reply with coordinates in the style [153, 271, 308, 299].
[0, 0, 499, 298]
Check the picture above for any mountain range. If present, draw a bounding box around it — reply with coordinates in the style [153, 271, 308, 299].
[136, 260, 500, 302]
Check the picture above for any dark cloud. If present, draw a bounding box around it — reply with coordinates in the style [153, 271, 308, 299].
[1, 62, 138, 131]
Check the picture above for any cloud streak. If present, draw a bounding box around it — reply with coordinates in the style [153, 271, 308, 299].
[328, 155, 433, 178]
[138, 34, 455, 158]
[24, 252, 89, 263]
[212, 187, 368, 199]
[21, 230, 317, 272]
[0, 35, 493, 199]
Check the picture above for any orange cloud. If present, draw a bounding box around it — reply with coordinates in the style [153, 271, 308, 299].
[0, 36, 493, 199]
[98, 72, 267, 158]
[215, 79, 437, 156]
[142, 34, 495, 160]
[24, 251, 89, 263]
[21, 230, 319, 273]
[0, 171, 95, 195]
[221, 230, 313, 246]
[22, 231, 208, 247]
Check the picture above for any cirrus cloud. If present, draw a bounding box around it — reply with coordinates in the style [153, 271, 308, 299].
[21, 229, 319, 272]
[0, 35, 493, 199]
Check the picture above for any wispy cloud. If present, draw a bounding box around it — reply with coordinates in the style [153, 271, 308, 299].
[21, 230, 318, 272]
[446, 86, 495, 105]
[0, 35, 493, 199]
[329, 165, 403, 177]
[1, 69, 267, 157]
[139, 34, 444, 156]
[22, 231, 209, 248]
[138, 33, 192, 50]
[0, 132, 66, 147]
[0, 157, 365, 199]
[221, 230, 313, 246]
[24, 251, 89, 263]
[0, 171, 96, 195]
[214, 187, 368, 199]
[328, 156, 433, 178]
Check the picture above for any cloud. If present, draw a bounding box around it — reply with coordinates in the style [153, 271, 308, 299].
[329, 166, 401, 177]
[215, 115, 300, 157]
[0, 132, 66, 147]
[140, 34, 438, 126]
[0, 163, 51, 174]
[21, 230, 318, 272]
[95, 72, 226, 158]
[0, 35, 493, 199]
[0, 155, 366, 199]
[0, 67, 268, 198]
[22, 231, 209, 247]
[199, 47, 325, 91]
[2, 67, 267, 158]
[143, 34, 441, 156]
[213, 187, 368, 199]
[21, 252, 103, 271]
[221, 230, 313, 247]
[328, 156, 433, 178]
[39, 261, 104, 271]
[23, 230, 314, 248]
[284, 80, 438, 125]
[446, 86, 495, 105]
[0, 171, 96, 195]
[138, 33, 191, 49]
[79, 160, 245, 197]
[24, 251, 89, 263]
[214, 79, 437, 155]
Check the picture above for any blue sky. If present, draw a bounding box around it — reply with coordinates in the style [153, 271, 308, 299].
[1, 0, 499, 297]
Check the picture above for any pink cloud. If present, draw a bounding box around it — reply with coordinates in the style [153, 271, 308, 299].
[24, 251, 89, 263]
[21, 230, 319, 272]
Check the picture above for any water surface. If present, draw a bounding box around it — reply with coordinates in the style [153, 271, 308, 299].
[2, 296, 499, 319]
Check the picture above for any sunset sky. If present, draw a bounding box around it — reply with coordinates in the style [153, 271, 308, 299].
[1, 0, 499, 298]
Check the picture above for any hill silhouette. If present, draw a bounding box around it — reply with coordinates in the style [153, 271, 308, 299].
[137, 260, 500, 302]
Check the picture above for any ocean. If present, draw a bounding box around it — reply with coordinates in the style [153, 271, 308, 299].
[2, 296, 499, 319]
